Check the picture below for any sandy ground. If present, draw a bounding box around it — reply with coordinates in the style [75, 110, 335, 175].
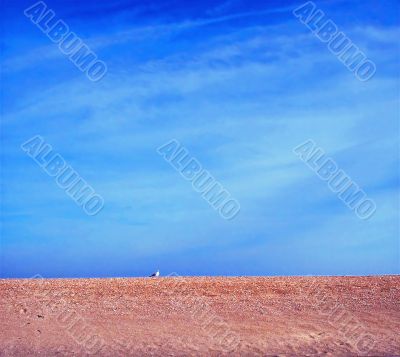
[0, 276, 399, 356]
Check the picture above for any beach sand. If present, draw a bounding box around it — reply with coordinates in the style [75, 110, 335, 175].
[0, 275, 399, 356]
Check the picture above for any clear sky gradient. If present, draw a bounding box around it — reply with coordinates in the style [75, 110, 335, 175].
[1, 0, 399, 277]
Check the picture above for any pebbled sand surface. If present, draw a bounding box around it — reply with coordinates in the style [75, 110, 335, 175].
[0, 276, 399, 356]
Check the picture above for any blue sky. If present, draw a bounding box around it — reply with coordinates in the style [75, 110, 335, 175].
[1, 0, 399, 278]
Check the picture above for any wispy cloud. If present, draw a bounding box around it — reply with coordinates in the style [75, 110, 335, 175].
[2, 0, 399, 277]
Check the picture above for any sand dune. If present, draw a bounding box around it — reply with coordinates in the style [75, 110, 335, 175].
[0, 276, 399, 356]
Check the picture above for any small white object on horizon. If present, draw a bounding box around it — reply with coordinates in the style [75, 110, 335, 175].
[150, 269, 160, 277]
